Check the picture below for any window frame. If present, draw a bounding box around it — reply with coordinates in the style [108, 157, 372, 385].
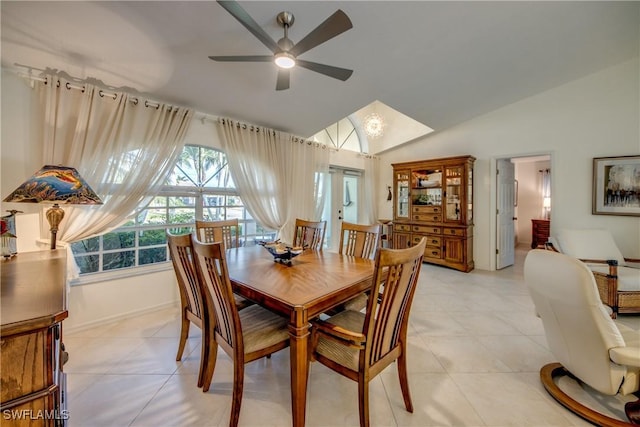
[70, 144, 275, 284]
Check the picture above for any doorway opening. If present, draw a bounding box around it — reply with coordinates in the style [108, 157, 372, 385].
[495, 154, 551, 270]
[322, 167, 362, 251]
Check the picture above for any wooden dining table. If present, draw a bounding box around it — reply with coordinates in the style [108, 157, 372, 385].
[225, 245, 375, 427]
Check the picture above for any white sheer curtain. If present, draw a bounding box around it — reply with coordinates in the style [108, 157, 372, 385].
[360, 154, 380, 224]
[217, 118, 329, 243]
[539, 168, 551, 219]
[38, 74, 193, 245]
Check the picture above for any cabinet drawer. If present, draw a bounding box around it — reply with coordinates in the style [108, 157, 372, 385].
[1, 329, 49, 402]
[412, 225, 441, 234]
[424, 236, 441, 247]
[423, 247, 442, 259]
[411, 235, 425, 245]
[394, 224, 411, 232]
[413, 234, 440, 247]
[412, 205, 441, 214]
[413, 214, 442, 222]
[443, 228, 465, 237]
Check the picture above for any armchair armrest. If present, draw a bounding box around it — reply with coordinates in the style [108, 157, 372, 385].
[544, 242, 560, 252]
[624, 257, 640, 269]
[312, 318, 365, 346]
[576, 258, 619, 278]
[609, 346, 640, 368]
[579, 258, 614, 265]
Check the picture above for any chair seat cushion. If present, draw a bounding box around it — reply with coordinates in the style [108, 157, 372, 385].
[315, 310, 365, 371]
[240, 305, 289, 354]
[234, 294, 254, 310]
[342, 293, 368, 312]
[589, 265, 640, 291]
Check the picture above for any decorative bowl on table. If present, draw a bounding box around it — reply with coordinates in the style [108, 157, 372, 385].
[258, 241, 304, 265]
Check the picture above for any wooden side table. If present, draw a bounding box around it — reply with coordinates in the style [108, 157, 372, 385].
[531, 219, 550, 249]
[1, 250, 68, 425]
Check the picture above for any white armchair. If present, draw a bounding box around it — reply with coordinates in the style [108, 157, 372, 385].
[549, 228, 640, 318]
[525, 249, 640, 425]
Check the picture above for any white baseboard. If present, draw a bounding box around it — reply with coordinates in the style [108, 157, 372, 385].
[64, 301, 179, 334]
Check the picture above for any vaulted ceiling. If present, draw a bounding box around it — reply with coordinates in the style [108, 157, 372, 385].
[2, 1, 638, 139]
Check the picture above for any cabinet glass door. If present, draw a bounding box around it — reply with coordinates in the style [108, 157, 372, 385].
[412, 169, 442, 207]
[444, 166, 463, 222]
[396, 170, 410, 219]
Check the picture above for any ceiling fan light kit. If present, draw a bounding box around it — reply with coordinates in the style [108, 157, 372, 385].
[211, 0, 353, 90]
[274, 52, 296, 69]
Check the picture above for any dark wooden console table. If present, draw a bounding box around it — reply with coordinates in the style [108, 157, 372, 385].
[1, 250, 68, 426]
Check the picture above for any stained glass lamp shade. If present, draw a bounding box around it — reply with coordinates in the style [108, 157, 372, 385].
[3, 165, 103, 249]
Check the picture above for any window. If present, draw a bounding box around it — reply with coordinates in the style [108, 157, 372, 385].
[312, 116, 362, 152]
[71, 145, 276, 276]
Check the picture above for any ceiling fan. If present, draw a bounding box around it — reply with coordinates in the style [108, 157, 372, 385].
[209, 0, 353, 91]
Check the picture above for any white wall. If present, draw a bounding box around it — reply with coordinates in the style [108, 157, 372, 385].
[1, 71, 44, 213]
[66, 270, 178, 330]
[377, 59, 640, 270]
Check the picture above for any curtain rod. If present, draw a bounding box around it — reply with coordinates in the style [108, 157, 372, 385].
[13, 65, 172, 110]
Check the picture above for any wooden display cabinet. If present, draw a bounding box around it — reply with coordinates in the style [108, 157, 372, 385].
[392, 155, 475, 272]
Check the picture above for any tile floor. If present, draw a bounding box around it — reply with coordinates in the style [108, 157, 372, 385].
[64, 246, 640, 426]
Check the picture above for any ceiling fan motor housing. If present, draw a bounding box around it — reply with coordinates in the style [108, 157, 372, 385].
[277, 11, 294, 28]
[277, 12, 295, 51]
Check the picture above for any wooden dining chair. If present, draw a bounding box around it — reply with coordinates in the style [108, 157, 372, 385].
[309, 237, 427, 427]
[166, 232, 209, 387]
[192, 239, 290, 427]
[339, 222, 381, 259]
[195, 219, 240, 249]
[195, 219, 253, 310]
[337, 222, 382, 312]
[293, 218, 326, 251]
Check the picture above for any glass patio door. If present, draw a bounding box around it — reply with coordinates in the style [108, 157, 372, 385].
[322, 168, 360, 251]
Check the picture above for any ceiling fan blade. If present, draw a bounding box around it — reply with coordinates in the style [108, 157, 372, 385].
[276, 69, 290, 91]
[296, 59, 353, 81]
[209, 55, 273, 62]
[289, 10, 352, 57]
[217, 1, 279, 53]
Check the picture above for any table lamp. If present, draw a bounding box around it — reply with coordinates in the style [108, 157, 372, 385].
[3, 165, 103, 249]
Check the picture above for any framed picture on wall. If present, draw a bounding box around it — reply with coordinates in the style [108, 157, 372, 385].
[592, 155, 640, 216]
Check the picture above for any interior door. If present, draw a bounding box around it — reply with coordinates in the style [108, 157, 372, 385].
[324, 169, 360, 251]
[496, 159, 516, 269]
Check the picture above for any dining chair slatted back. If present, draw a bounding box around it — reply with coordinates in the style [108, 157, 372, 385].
[339, 222, 381, 260]
[195, 241, 238, 350]
[196, 219, 254, 310]
[293, 218, 326, 251]
[365, 239, 424, 367]
[195, 219, 240, 249]
[310, 237, 426, 427]
[335, 222, 382, 312]
[192, 239, 290, 427]
[167, 232, 209, 387]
